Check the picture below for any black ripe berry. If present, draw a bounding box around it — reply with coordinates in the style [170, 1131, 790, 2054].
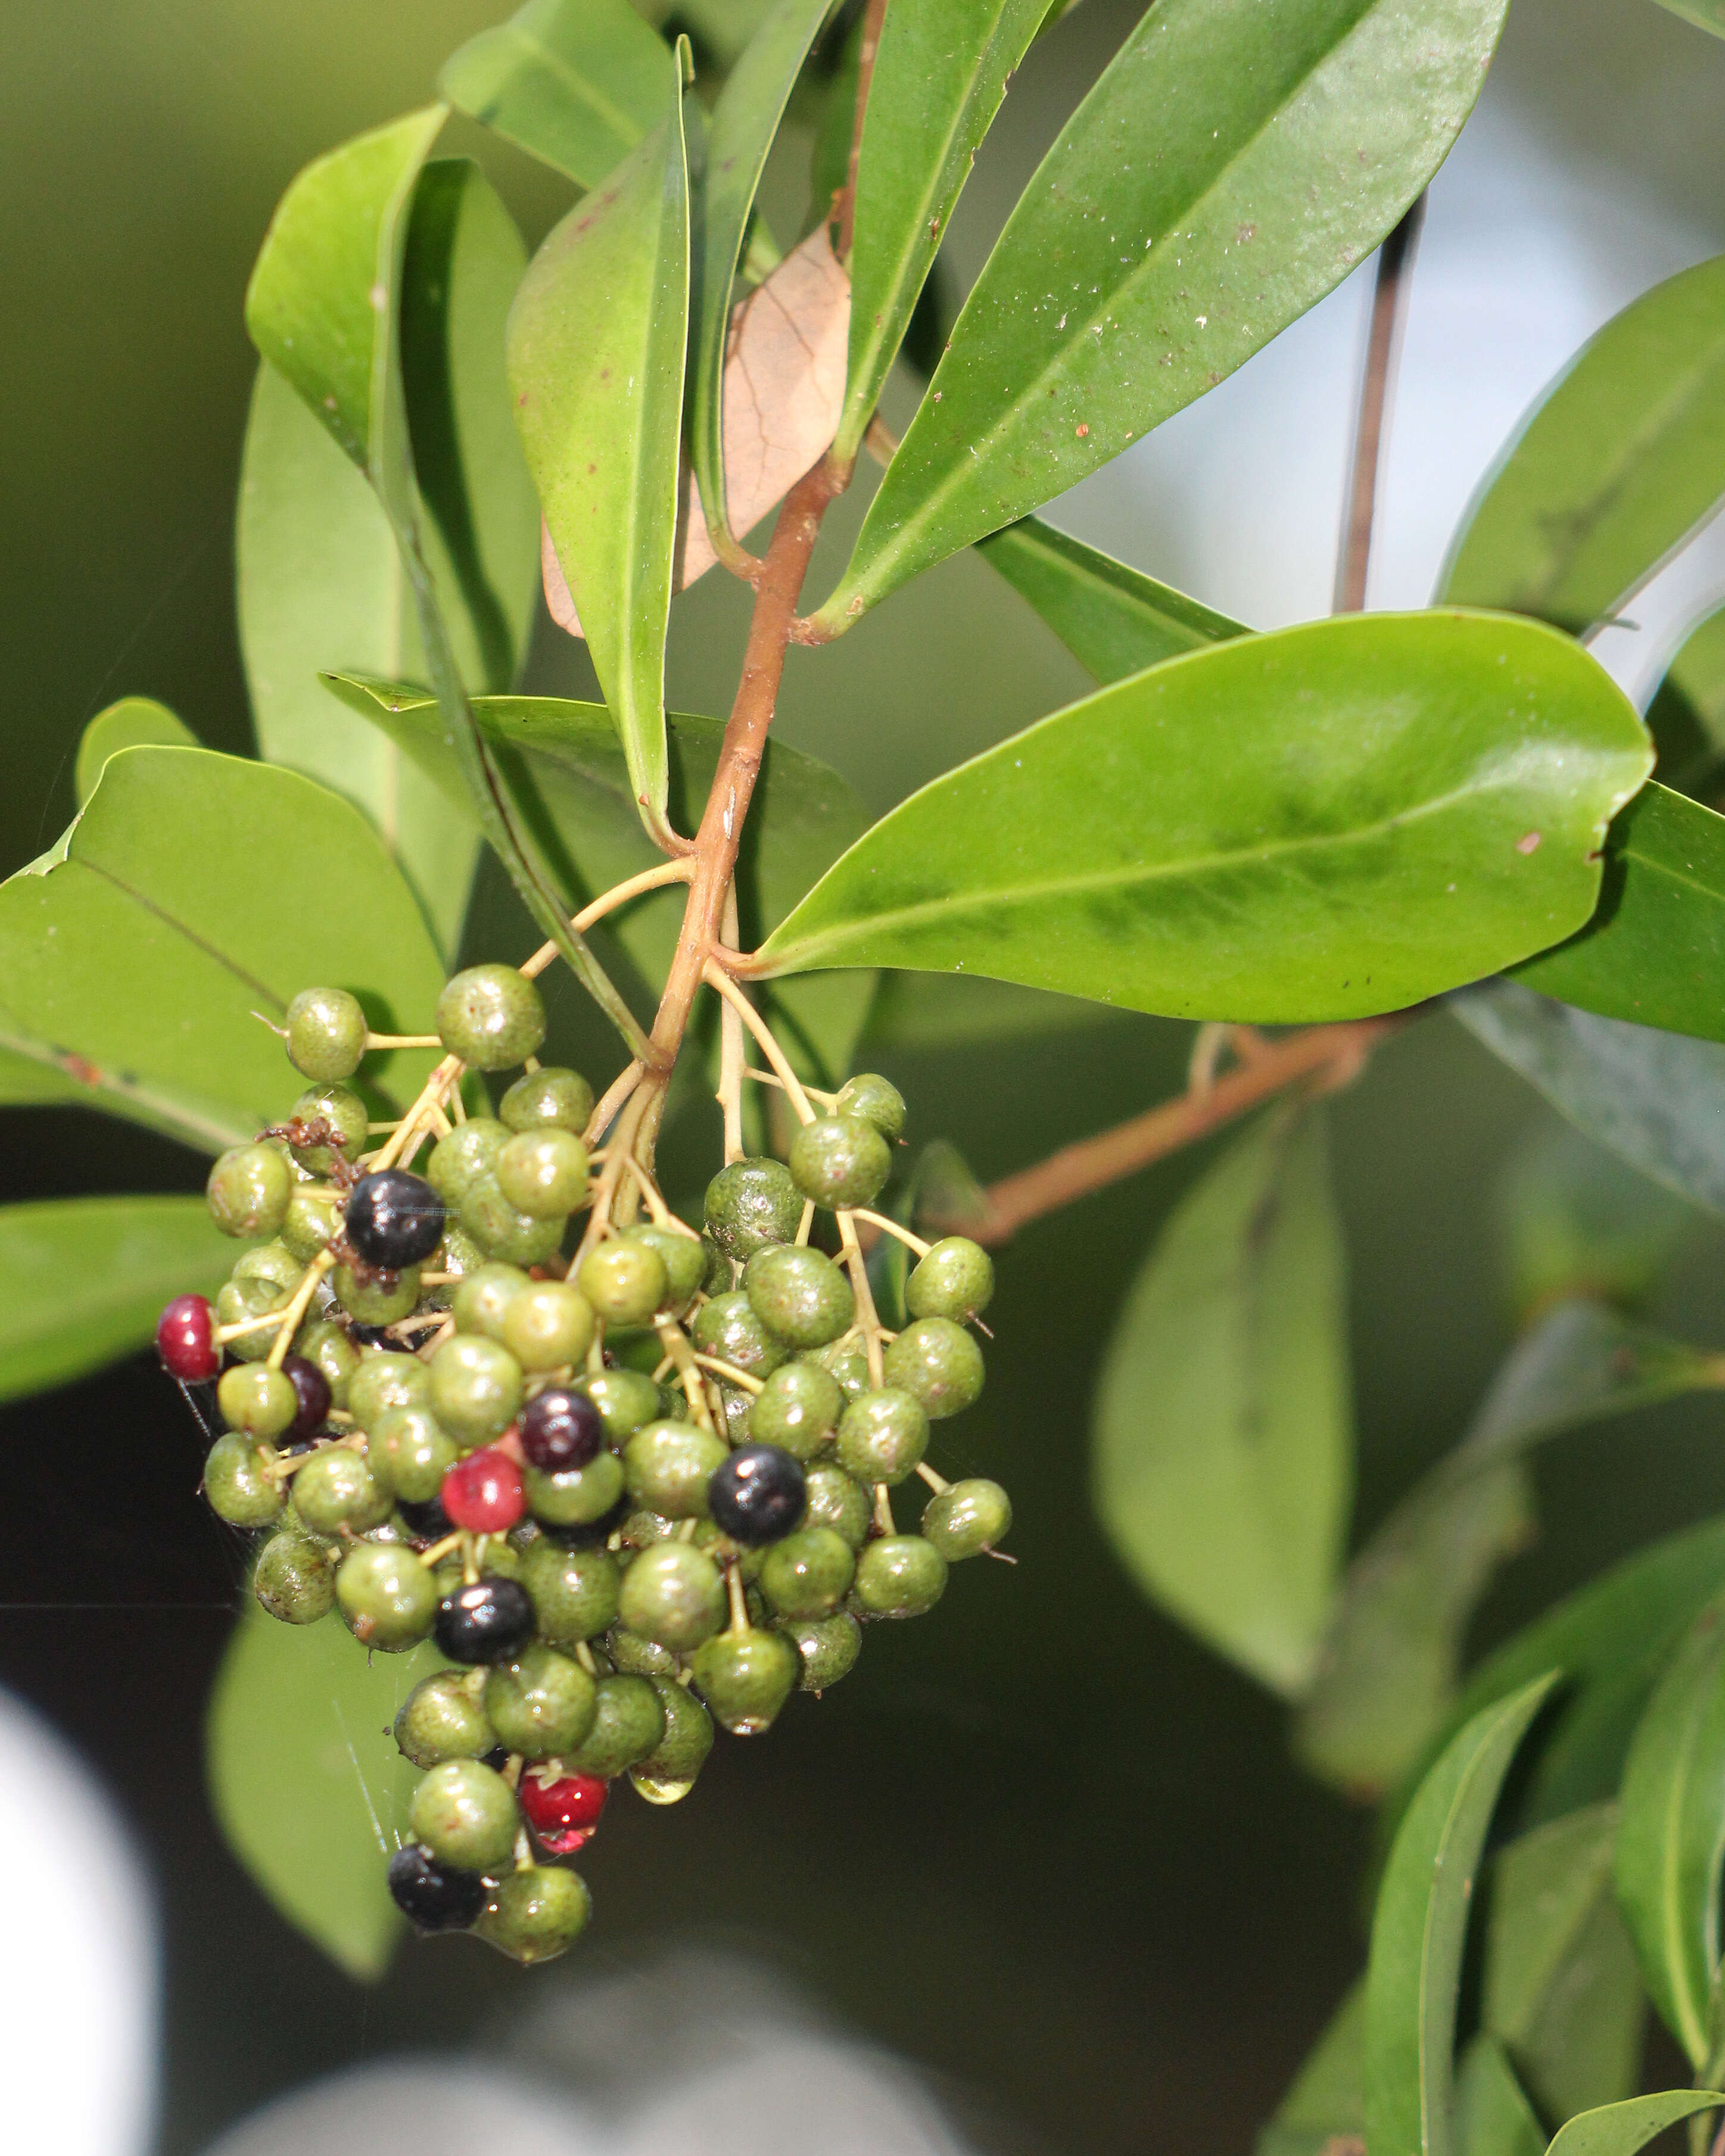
[435, 1575, 537, 1665]
[708, 1444, 807, 1547]
[280, 1354, 332, 1440]
[396, 1493, 455, 1541]
[387, 1845, 485, 1933]
[345, 1169, 446, 1270]
[520, 1386, 604, 1472]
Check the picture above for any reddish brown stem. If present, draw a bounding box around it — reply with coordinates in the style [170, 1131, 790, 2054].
[924, 1012, 1418, 1247]
[833, 0, 889, 259]
[1334, 192, 1427, 615]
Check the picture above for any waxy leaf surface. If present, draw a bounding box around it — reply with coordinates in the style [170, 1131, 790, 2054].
[1545, 2092, 1725, 2156]
[74, 698, 197, 808]
[1452, 2038, 1545, 2156]
[759, 612, 1652, 1024]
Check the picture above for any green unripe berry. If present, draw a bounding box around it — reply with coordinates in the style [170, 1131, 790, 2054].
[216, 1276, 287, 1357]
[621, 1222, 707, 1313]
[690, 1628, 798, 1734]
[525, 1451, 625, 1527]
[743, 1245, 855, 1350]
[499, 1065, 594, 1135]
[368, 1406, 457, 1504]
[703, 1157, 802, 1261]
[450, 1261, 530, 1342]
[522, 1540, 620, 1645]
[835, 1072, 906, 1141]
[565, 1673, 665, 1777]
[253, 1530, 336, 1623]
[922, 1477, 1011, 1559]
[479, 1865, 590, 1964]
[293, 1447, 391, 1535]
[347, 1350, 430, 1428]
[801, 1464, 873, 1550]
[458, 1173, 565, 1267]
[429, 1334, 523, 1445]
[623, 1421, 728, 1518]
[801, 1339, 871, 1406]
[409, 1758, 519, 1873]
[280, 1188, 342, 1264]
[607, 1625, 681, 1675]
[207, 1144, 292, 1239]
[883, 1316, 984, 1419]
[789, 1115, 890, 1210]
[502, 1280, 595, 1373]
[905, 1237, 994, 1323]
[578, 1368, 662, 1443]
[231, 1239, 304, 1294]
[690, 1291, 787, 1382]
[577, 1239, 669, 1326]
[780, 1610, 861, 1691]
[852, 1534, 946, 1618]
[483, 1644, 597, 1758]
[285, 986, 367, 1082]
[332, 1261, 421, 1326]
[290, 1319, 359, 1410]
[436, 964, 546, 1070]
[618, 1541, 727, 1651]
[217, 1361, 298, 1441]
[288, 1083, 369, 1174]
[759, 1528, 854, 1619]
[497, 1127, 589, 1219]
[639, 1678, 714, 1781]
[714, 1383, 752, 1445]
[426, 1118, 507, 1205]
[337, 1540, 439, 1649]
[700, 1235, 731, 1294]
[835, 1388, 928, 1486]
[394, 1670, 493, 1768]
[424, 1225, 486, 1309]
[204, 1433, 284, 1528]
[748, 1362, 843, 1459]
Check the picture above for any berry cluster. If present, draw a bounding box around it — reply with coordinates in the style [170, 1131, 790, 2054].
[157, 962, 1010, 1964]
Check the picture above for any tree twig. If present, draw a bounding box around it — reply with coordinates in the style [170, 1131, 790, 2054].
[833, 0, 889, 260]
[1334, 192, 1427, 615]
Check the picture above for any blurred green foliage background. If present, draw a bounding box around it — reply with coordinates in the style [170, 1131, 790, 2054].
[6, 3, 1725, 2152]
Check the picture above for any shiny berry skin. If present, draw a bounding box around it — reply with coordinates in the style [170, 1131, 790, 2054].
[921, 1476, 1012, 1559]
[622, 1223, 707, 1311]
[394, 1670, 493, 1768]
[253, 1530, 337, 1624]
[502, 1281, 595, 1373]
[638, 1678, 715, 1783]
[835, 1071, 906, 1141]
[435, 1575, 537, 1664]
[525, 1451, 625, 1528]
[500, 1065, 595, 1135]
[218, 1361, 299, 1441]
[496, 1127, 589, 1219]
[285, 986, 368, 1082]
[623, 1422, 729, 1519]
[427, 1118, 509, 1205]
[157, 1294, 217, 1382]
[519, 1771, 608, 1855]
[387, 1843, 485, 1933]
[396, 1493, 455, 1541]
[617, 1541, 727, 1652]
[707, 1444, 807, 1547]
[280, 1354, 332, 1440]
[781, 1609, 862, 1691]
[206, 1143, 293, 1239]
[789, 1114, 890, 1210]
[409, 1757, 520, 1872]
[836, 1388, 928, 1487]
[332, 1261, 421, 1327]
[882, 1316, 985, 1419]
[748, 1362, 842, 1459]
[441, 1447, 526, 1534]
[905, 1236, 994, 1322]
[203, 1434, 285, 1529]
[520, 1387, 604, 1472]
[335, 1541, 439, 1650]
[429, 1334, 524, 1446]
[478, 1864, 591, 1964]
[703, 1157, 802, 1261]
[852, 1532, 947, 1618]
[690, 1628, 798, 1734]
[759, 1526, 855, 1619]
[521, 1538, 620, 1645]
[579, 1368, 663, 1443]
[484, 1644, 597, 1758]
[435, 964, 547, 1070]
[287, 1083, 369, 1174]
[577, 1239, 668, 1326]
[743, 1245, 855, 1350]
[345, 1169, 446, 1269]
[347, 1349, 431, 1427]
[564, 1674, 665, 1778]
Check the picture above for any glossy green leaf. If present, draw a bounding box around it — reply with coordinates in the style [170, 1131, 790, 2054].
[1495, 1121, 1694, 1329]
[1453, 2037, 1545, 2156]
[1364, 1675, 1558, 2156]
[1662, 607, 1725, 752]
[1384, 1516, 1725, 1855]
[1484, 1805, 1644, 2124]
[976, 516, 1247, 685]
[1545, 2093, 1725, 2156]
[322, 677, 873, 1086]
[1442, 257, 1725, 634]
[759, 612, 1652, 1024]
[0, 746, 445, 1154]
[508, 50, 689, 840]
[862, 971, 1112, 1049]
[690, 0, 833, 559]
[239, 159, 539, 963]
[1454, 983, 1725, 1218]
[207, 1602, 438, 1980]
[1615, 1593, 1725, 2062]
[0, 1197, 231, 1404]
[74, 698, 196, 809]
[834, 0, 1047, 465]
[1093, 1110, 1351, 1696]
[1509, 784, 1725, 1042]
[814, 0, 1511, 625]
[1652, 1, 1725, 33]
[1300, 1302, 1724, 1796]
[1257, 1982, 1366, 2156]
[440, 0, 671, 188]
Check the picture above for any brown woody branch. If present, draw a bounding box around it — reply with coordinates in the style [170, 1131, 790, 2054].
[833, 0, 888, 260]
[1334, 192, 1427, 615]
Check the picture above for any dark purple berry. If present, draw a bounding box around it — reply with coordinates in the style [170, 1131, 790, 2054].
[281, 1354, 332, 1440]
[345, 1169, 446, 1270]
[396, 1494, 454, 1540]
[520, 1387, 603, 1472]
[387, 1845, 485, 1933]
[708, 1444, 807, 1547]
[434, 1575, 537, 1665]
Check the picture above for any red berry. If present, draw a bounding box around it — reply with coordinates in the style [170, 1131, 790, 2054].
[519, 1771, 608, 1855]
[157, 1295, 218, 1382]
[440, 1447, 525, 1534]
